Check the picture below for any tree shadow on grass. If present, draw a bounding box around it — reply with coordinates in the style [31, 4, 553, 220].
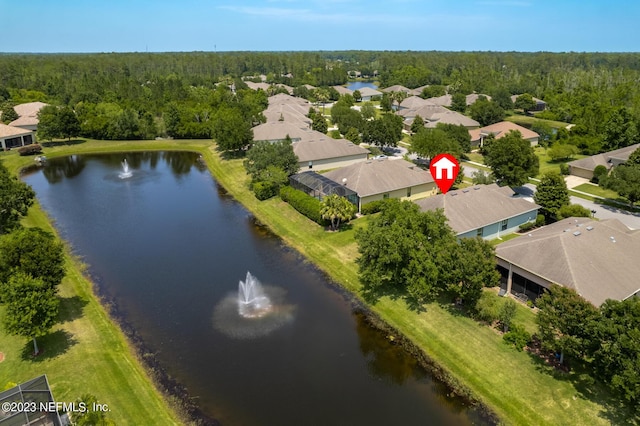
[57, 295, 89, 324]
[525, 348, 638, 424]
[219, 150, 246, 160]
[41, 139, 86, 147]
[21, 330, 77, 362]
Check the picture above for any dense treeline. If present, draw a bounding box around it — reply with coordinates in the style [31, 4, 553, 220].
[1, 51, 640, 151]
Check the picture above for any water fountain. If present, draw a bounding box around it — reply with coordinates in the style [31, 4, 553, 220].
[119, 159, 133, 179]
[238, 271, 272, 318]
[213, 271, 294, 339]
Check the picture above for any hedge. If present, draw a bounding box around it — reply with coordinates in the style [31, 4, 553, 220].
[17, 144, 43, 156]
[252, 181, 278, 200]
[279, 186, 327, 226]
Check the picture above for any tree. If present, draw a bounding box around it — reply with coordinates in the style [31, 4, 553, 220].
[2, 272, 59, 355]
[591, 165, 608, 184]
[498, 299, 517, 332]
[450, 92, 467, 112]
[448, 238, 500, 309]
[530, 122, 554, 148]
[468, 97, 504, 126]
[547, 144, 579, 161]
[472, 170, 495, 185]
[390, 91, 408, 111]
[320, 194, 356, 231]
[360, 102, 377, 120]
[410, 115, 425, 134]
[491, 88, 513, 111]
[589, 298, 640, 404]
[0, 227, 66, 295]
[355, 200, 458, 305]
[212, 106, 253, 152]
[380, 93, 392, 112]
[244, 138, 299, 180]
[73, 394, 115, 426]
[557, 204, 592, 220]
[310, 112, 328, 133]
[627, 147, 640, 166]
[602, 164, 640, 205]
[0, 165, 35, 235]
[352, 90, 362, 103]
[514, 93, 537, 112]
[534, 172, 570, 219]
[57, 106, 81, 141]
[602, 107, 638, 151]
[484, 130, 539, 186]
[362, 114, 403, 148]
[36, 105, 61, 141]
[436, 123, 472, 153]
[344, 127, 362, 145]
[410, 128, 461, 161]
[536, 284, 599, 364]
[1, 102, 18, 124]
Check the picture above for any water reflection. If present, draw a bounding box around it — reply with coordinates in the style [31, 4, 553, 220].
[42, 154, 86, 183]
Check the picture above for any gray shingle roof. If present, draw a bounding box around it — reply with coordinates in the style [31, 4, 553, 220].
[496, 217, 640, 306]
[292, 135, 369, 163]
[415, 183, 539, 235]
[323, 158, 434, 197]
[568, 143, 640, 172]
[252, 121, 311, 141]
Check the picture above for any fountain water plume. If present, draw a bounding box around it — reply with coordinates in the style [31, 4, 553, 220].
[119, 159, 133, 179]
[238, 271, 272, 318]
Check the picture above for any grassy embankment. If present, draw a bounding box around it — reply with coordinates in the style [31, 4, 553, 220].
[0, 140, 215, 425]
[1, 139, 630, 425]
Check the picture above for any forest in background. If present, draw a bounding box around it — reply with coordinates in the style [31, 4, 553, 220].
[0, 51, 639, 154]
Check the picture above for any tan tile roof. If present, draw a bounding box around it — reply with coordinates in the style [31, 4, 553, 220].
[293, 135, 369, 163]
[466, 93, 492, 105]
[480, 121, 539, 141]
[496, 218, 640, 306]
[425, 111, 480, 128]
[9, 115, 40, 127]
[382, 85, 412, 94]
[252, 121, 311, 141]
[399, 96, 432, 110]
[0, 123, 33, 138]
[397, 103, 449, 120]
[415, 183, 539, 235]
[357, 87, 383, 98]
[323, 158, 434, 197]
[245, 81, 271, 91]
[13, 101, 48, 118]
[332, 86, 353, 95]
[426, 94, 452, 106]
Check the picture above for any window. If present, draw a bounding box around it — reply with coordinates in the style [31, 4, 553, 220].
[407, 187, 412, 197]
[476, 228, 484, 237]
[383, 193, 390, 199]
[308, 161, 313, 169]
[501, 219, 508, 231]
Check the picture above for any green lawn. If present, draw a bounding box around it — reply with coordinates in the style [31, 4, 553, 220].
[573, 183, 621, 199]
[534, 147, 587, 178]
[1, 139, 632, 425]
[505, 114, 571, 130]
[489, 232, 521, 246]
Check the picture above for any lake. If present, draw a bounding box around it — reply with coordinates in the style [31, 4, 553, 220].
[346, 81, 379, 91]
[23, 152, 488, 425]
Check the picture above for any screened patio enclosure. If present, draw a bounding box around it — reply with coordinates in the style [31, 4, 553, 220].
[289, 171, 358, 206]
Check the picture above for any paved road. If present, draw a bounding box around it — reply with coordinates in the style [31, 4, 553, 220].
[513, 184, 640, 230]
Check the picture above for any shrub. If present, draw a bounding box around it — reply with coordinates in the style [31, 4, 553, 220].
[474, 292, 500, 323]
[559, 163, 570, 175]
[519, 221, 535, 232]
[279, 186, 327, 225]
[361, 199, 387, 215]
[535, 214, 546, 227]
[252, 181, 278, 200]
[503, 324, 531, 351]
[17, 144, 43, 156]
[591, 165, 608, 183]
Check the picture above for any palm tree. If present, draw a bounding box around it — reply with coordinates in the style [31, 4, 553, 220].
[320, 194, 356, 231]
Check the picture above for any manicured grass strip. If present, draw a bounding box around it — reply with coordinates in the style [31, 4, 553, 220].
[573, 183, 620, 199]
[505, 115, 571, 130]
[533, 147, 587, 177]
[0, 204, 180, 425]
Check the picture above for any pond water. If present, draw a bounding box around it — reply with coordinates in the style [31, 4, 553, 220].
[23, 152, 489, 425]
[346, 81, 379, 91]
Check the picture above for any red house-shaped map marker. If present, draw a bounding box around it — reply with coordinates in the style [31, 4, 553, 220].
[429, 154, 459, 194]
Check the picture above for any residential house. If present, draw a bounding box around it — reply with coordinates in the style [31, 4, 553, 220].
[415, 183, 539, 240]
[469, 121, 539, 147]
[323, 158, 437, 211]
[252, 121, 311, 142]
[292, 133, 370, 171]
[381, 85, 413, 95]
[398, 96, 432, 111]
[424, 110, 480, 129]
[357, 87, 383, 101]
[510, 94, 547, 111]
[333, 85, 354, 96]
[245, 81, 271, 91]
[10, 101, 48, 131]
[568, 143, 640, 180]
[411, 85, 430, 96]
[425, 94, 491, 108]
[0, 123, 36, 150]
[495, 217, 640, 306]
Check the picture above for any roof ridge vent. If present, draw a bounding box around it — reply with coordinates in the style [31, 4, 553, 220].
[586, 226, 594, 231]
[573, 231, 581, 236]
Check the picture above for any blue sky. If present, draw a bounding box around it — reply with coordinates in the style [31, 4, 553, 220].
[4, 0, 639, 53]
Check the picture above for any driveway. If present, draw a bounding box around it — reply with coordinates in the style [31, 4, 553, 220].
[513, 184, 640, 230]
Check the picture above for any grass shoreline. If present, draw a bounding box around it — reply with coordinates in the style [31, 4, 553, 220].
[2, 139, 628, 425]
